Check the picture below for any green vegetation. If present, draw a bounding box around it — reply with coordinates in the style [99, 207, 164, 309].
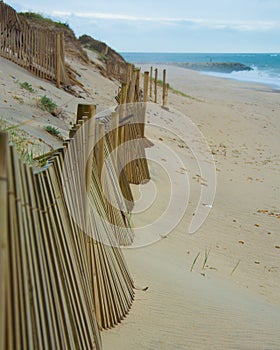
[20, 81, 34, 92]
[169, 86, 202, 101]
[19, 12, 69, 28]
[126, 212, 133, 230]
[19, 12, 89, 63]
[156, 79, 170, 89]
[202, 248, 211, 270]
[230, 259, 241, 276]
[169, 87, 193, 99]
[20, 12, 48, 21]
[13, 96, 24, 104]
[153, 77, 200, 101]
[97, 52, 108, 63]
[44, 125, 61, 137]
[79, 34, 125, 64]
[0, 119, 40, 165]
[38, 95, 57, 114]
[84, 45, 108, 62]
[190, 252, 201, 272]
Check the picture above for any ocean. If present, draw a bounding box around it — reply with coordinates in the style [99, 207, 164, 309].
[121, 52, 280, 89]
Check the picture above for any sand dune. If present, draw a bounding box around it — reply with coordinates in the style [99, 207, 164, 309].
[103, 65, 280, 349]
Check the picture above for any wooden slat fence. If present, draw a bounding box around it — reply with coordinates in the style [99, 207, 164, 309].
[0, 16, 172, 347]
[0, 2, 70, 87]
[0, 118, 136, 348]
[107, 59, 131, 82]
[0, 77, 157, 347]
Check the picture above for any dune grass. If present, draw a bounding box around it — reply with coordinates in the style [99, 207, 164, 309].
[190, 252, 201, 272]
[153, 78, 200, 100]
[44, 125, 61, 137]
[202, 248, 211, 270]
[0, 119, 41, 165]
[38, 95, 57, 114]
[231, 260, 241, 276]
[20, 81, 34, 93]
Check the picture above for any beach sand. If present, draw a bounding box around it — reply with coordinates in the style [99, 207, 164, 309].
[1, 57, 279, 349]
[0, 55, 120, 154]
[102, 65, 280, 349]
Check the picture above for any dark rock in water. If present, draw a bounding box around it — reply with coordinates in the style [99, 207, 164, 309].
[177, 62, 252, 73]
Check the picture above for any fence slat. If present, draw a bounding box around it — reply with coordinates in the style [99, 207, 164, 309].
[0, 133, 8, 350]
[154, 68, 158, 103]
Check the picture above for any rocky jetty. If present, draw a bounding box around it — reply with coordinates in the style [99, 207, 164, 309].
[177, 62, 252, 73]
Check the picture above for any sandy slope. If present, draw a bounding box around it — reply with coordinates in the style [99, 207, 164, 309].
[103, 65, 280, 349]
[103, 239, 280, 350]
[0, 55, 119, 154]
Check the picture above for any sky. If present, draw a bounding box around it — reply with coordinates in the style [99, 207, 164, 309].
[4, 0, 280, 53]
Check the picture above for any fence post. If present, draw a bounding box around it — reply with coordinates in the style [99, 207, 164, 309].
[0, 132, 8, 350]
[121, 82, 128, 105]
[105, 45, 109, 56]
[154, 68, 158, 103]
[84, 105, 96, 195]
[76, 104, 96, 124]
[142, 71, 150, 136]
[127, 69, 137, 103]
[119, 82, 127, 154]
[119, 82, 127, 120]
[96, 122, 105, 179]
[162, 68, 167, 108]
[111, 112, 119, 168]
[56, 33, 61, 88]
[135, 69, 141, 102]
[126, 63, 133, 84]
[149, 66, 153, 98]
[143, 71, 149, 104]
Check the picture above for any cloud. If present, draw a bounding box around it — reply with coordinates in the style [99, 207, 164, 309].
[194, 19, 278, 31]
[49, 11, 278, 32]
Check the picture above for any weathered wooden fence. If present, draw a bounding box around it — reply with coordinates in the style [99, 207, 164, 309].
[115, 65, 169, 108]
[115, 68, 152, 185]
[0, 7, 171, 345]
[0, 71, 157, 348]
[106, 60, 131, 82]
[0, 1, 70, 87]
[148, 66, 168, 107]
[0, 126, 135, 348]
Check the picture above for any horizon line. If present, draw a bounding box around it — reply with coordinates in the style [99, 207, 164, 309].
[120, 51, 280, 54]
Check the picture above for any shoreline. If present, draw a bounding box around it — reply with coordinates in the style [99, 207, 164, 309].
[135, 62, 280, 91]
[203, 70, 280, 91]
[103, 62, 280, 349]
